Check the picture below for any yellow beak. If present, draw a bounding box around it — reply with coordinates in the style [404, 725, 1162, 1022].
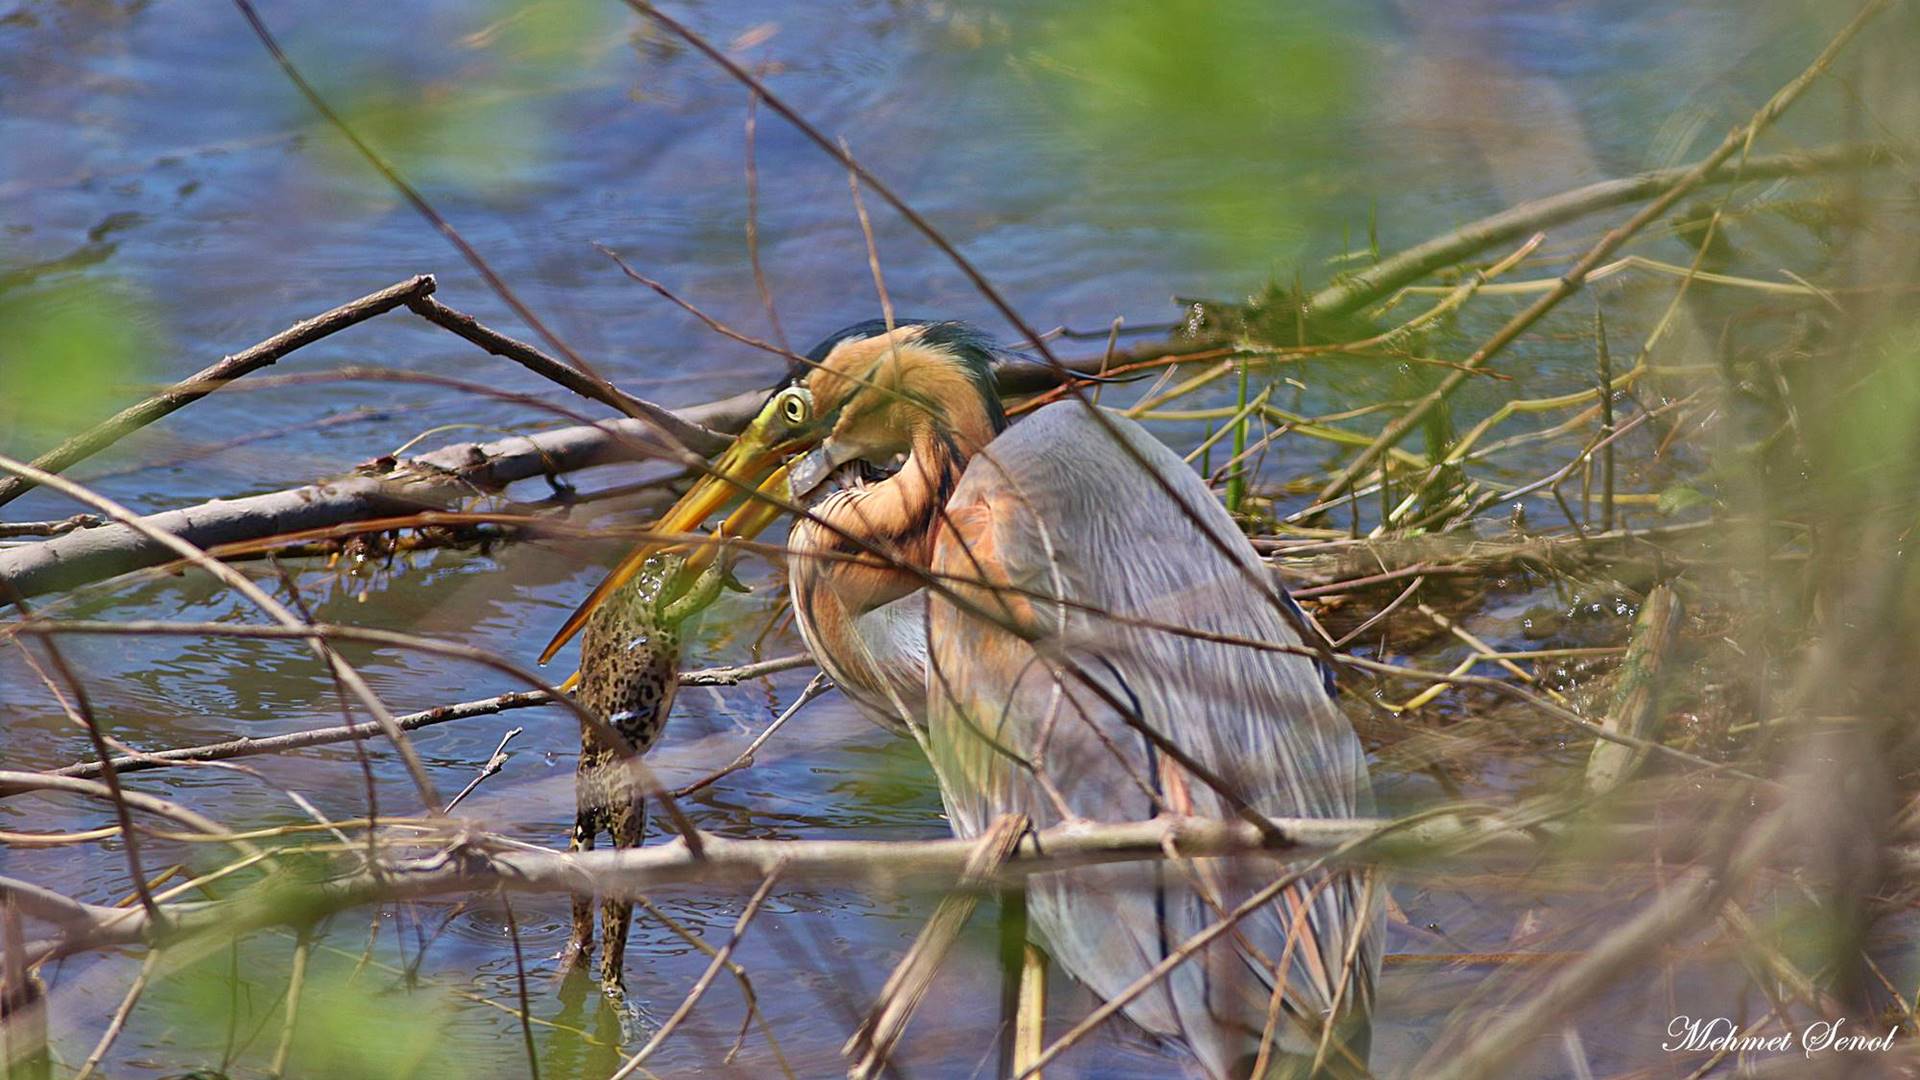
[537, 398, 806, 665]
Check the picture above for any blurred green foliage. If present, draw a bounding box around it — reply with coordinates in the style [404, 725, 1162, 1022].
[1820, 323, 1920, 503]
[1008, 0, 1365, 270]
[300, 0, 619, 198]
[159, 941, 475, 1078]
[0, 278, 151, 450]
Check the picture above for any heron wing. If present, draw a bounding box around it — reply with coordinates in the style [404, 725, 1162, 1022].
[926, 401, 1381, 1073]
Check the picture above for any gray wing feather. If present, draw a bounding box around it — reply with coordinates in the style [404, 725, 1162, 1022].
[851, 591, 931, 732]
[927, 401, 1380, 1076]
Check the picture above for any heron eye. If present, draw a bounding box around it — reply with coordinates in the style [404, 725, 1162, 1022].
[779, 390, 810, 425]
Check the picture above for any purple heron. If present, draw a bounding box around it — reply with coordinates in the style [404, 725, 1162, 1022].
[543, 321, 1380, 1078]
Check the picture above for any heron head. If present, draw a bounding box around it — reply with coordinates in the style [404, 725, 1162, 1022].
[660, 320, 1008, 533]
[780, 320, 1008, 498]
[538, 319, 1007, 664]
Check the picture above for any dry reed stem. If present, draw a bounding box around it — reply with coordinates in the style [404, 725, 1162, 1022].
[846, 814, 1030, 1078]
[1313, 0, 1892, 508]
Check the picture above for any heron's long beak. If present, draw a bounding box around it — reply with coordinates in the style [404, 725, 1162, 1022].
[536, 399, 809, 665]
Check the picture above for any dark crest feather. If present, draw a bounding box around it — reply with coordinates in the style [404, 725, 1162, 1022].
[796, 318, 1010, 435]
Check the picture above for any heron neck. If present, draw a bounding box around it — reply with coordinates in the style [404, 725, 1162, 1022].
[787, 410, 988, 719]
[878, 424, 968, 597]
[811, 417, 985, 617]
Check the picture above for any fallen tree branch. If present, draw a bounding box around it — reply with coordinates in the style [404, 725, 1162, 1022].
[0, 387, 766, 603]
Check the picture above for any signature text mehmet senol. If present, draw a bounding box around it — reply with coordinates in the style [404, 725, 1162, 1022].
[1665, 1016, 1897, 1058]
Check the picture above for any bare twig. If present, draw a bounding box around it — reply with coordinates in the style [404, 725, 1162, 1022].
[609, 867, 785, 1079]
[405, 293, 726, 455]
[674, 670, 830, 797]
[443, 727, 523, 813]
[0, 276, 437, 509]
[742, 85, 790, 353]
[39, 654, 810, 782]
[594, 243, 802, 366]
